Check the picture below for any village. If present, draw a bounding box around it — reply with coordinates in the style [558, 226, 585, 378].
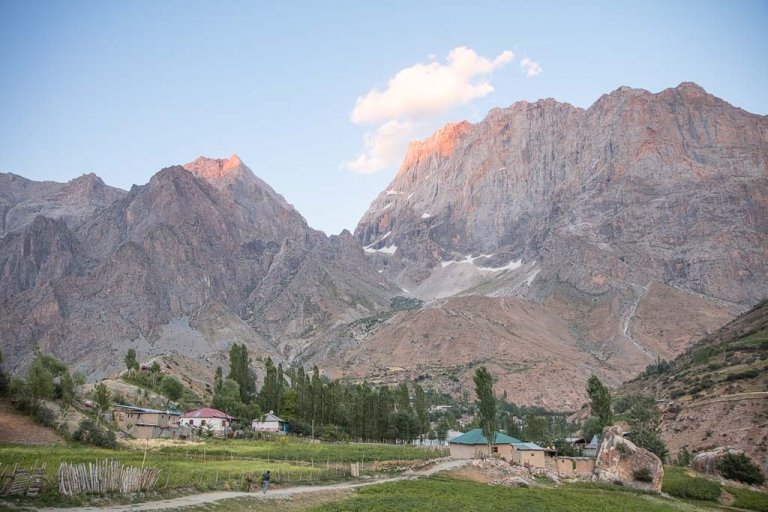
[4, 345, 766, 512]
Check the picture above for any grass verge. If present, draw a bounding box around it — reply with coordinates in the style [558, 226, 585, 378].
[305, 476, 703, 512]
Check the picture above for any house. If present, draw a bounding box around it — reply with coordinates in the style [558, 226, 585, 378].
[180, 407, 235, 436]
[251, 411, 288, 433]
[563, 436, 587, 449]
[448, 429, 522, 459]
[584, 434, 600, 457]
[511, 441, 548, 468]
[112, 404, 181, 439]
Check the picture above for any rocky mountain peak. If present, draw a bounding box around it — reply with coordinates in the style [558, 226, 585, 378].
[184, 154, 245, 182]
[398, 121, 472, 175]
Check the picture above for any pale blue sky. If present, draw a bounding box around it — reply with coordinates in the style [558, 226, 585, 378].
[1, 1, 766, 234]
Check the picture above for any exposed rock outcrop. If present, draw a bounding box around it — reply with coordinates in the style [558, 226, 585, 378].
[0, 157, 398, 376]
[593, 427, 664, 492]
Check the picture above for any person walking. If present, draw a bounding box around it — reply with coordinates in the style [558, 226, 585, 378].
[262, 470, 271, 494]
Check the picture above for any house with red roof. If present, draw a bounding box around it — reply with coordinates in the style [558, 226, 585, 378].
[180, 407, 235, 436]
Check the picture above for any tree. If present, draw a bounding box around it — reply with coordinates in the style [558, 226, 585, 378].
[160, 376, 184, 403]
[214, 366, 223, 394]
[150, 361, 161, 387]
[279, 388, 298, 420]
[228, 344, 256, 404]
[436, 418, 449, 445]
[586, 375, 613, 433]
[258, 357, 283, 413]
[626, 396, 668, 462]
[0, 349, 9, 396]
[473, 366, 497, 455]
[26, 355, 55, 400]
[93, 382, 111, 423]
[523, 415, 547, 444]
[60, 370, 85, 417]
[124, 348, 139, 374]
[413, 384, 429, 441]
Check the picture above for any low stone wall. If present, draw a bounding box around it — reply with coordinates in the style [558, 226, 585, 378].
[545, 456, 595, 477]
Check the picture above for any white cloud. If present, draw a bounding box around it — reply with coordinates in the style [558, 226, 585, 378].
[350, 47, 514, 125]
[346, 47, 541, 174]
[520, 57, 542, 78]
[345, 120, 415, 174]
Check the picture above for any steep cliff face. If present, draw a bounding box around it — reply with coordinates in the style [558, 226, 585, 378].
[343, 83, 766, 407]
[0, 157, 397, 376]
[355, 83, 767, 306]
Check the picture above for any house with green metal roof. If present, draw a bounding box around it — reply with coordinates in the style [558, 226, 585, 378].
[449, 428, 549, 466]
[448, 428, 523, 459]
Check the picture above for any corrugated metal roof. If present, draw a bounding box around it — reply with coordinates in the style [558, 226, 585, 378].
[114, 404, 181, 415]
[512, 442, 546, 451]
[180, 407, 233, 420]
[258, 413, 284, 422]
[449, 429, 522, 445]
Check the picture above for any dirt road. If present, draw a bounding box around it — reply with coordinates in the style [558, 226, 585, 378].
[39, 458, 470, 511]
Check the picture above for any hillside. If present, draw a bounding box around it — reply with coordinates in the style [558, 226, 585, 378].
[619, 300, 768, 467]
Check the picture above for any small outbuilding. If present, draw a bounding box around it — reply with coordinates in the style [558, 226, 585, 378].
[251, 411, 288, 434]
[511, 441, 548, 468]
[181, 407, 234, 436]
[448, 429, 522, 459]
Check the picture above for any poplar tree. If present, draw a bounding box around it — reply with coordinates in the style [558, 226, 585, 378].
[413, 383, 429, 441]
[586, 375, 613, 432]
[474, 366, 498, 455]
[228, 344, 256, 404]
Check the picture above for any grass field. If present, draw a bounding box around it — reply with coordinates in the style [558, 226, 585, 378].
[0, 443, 351, 497]
[724, 485, 768, 512]
[0, 439, 443, 499]
[302, 476, 714, 512]
[156, 438, 447, 463]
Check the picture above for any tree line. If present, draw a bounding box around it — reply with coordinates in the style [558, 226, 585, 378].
[211, 344, 435, 443]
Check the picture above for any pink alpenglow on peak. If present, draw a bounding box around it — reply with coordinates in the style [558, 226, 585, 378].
[183, 154, 246, 181]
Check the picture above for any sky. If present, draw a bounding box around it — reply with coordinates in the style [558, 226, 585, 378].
[1, 1, 767, 235]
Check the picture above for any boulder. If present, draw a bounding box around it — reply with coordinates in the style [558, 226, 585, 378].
[691, 447, 749, 476]
[593, 426, 664, 492]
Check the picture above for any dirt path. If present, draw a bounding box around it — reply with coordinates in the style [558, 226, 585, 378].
[39, 458, 470, 512]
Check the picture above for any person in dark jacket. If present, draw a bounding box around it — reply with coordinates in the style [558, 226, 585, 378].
[262, 470, 271, 493]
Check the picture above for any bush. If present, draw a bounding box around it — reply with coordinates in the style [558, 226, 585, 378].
[72, 418, 117, 449]
[615, 442, 630, 455]
[632, 467, 653, 482]
[717, 452, 766, 485]
[662, 467, 721, 501]
[675, 446, 692, 467]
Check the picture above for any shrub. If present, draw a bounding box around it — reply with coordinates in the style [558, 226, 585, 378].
[615, 442, 630, 455]
[675, 446, 692, 467]
[662, 467, 721, 501]
[72, 418, 117, 449]
[633, 467, 653, 483]
[717, 452, 766, 485]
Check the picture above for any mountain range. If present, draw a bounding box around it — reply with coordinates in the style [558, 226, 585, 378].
[1, 82, 765, 410]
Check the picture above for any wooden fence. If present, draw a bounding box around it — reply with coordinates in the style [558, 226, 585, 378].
[0, 463, 46, 497]
[58, 459, 160, 496]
